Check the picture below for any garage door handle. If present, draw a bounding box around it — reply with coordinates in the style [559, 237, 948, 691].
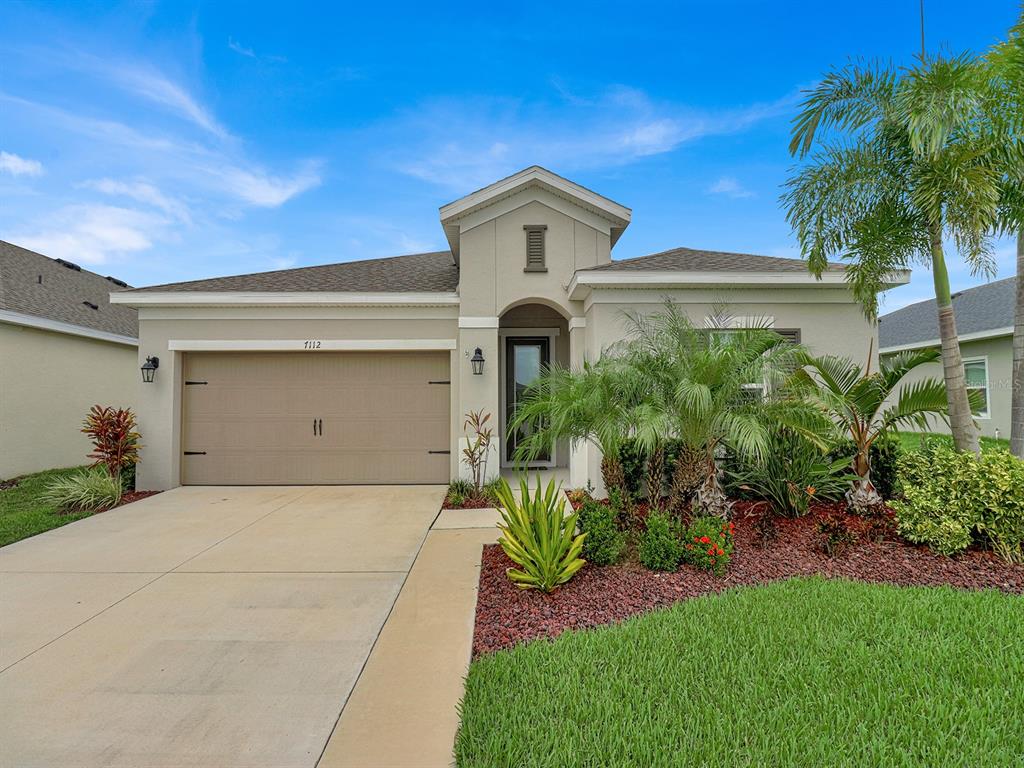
[319, 418, 323, 436]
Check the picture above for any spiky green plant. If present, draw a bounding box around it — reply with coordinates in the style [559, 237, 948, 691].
[788, 348, 953, 512]
[493, 476, 586, 593]
[41, 467, 123, 512]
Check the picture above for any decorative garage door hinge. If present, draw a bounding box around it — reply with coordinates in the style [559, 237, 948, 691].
[428, 380, 451, 385]
[427, 450, 451, 455]
[183, 451, 207, 456]
[185, 381, 208, 385]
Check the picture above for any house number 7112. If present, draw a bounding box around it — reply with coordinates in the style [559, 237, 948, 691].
[303, 340, 322, 349]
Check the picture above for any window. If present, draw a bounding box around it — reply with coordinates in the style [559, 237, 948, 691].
[523, 225, 547, 272]
[964, 358, 989, 418]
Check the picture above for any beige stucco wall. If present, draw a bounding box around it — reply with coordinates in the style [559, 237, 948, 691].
[133, 307, 459, 490]
[882, 335, 1013, 440]
[0, 323, 137, 479]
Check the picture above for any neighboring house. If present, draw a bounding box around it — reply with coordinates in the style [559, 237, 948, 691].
[0, 241, 138, 479]
[880, 277, 1016, 440]
[111, 166, 907, 491]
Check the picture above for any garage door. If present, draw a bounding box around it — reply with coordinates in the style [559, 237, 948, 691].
[181, 351, 451, 485]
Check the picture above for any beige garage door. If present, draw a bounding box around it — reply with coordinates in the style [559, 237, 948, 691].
[181, 351, 451, 485]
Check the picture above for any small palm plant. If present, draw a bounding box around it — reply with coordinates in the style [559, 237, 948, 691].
[493, 476, 586, 593]
[789, 348, 951, 513]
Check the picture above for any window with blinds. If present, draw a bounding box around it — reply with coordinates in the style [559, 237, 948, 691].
[523, 224, 547, 272]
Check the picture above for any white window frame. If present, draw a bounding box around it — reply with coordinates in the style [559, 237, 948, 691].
[963, 356, 991, 420]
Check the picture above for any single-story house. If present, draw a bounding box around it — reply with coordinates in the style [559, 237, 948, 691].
[0, 241, 139, 479]
[110, 166, 907, 491]
[880, 277, 1016, 440]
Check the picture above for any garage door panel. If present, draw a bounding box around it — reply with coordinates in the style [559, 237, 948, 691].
[182, 352, 451, 485]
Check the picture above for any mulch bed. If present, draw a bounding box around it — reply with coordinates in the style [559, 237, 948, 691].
[473, 501, 1024, 656]
[442, 496, 495, 510]
[0, 479, 19, 491]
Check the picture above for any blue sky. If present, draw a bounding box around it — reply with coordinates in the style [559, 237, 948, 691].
[0, 1, 1019, 312]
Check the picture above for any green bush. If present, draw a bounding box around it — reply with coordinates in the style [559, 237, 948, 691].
[41, 468, 122, 512]
[577, 500, 626, 566]
[827, 434, 902, 500]
[729, 429, 851, 516]
[892, 446, 1024, 561]
[618, 438, 647, 499]
[639, 511, 683, 571]
[682, 516, 735, 575]
[493, 476, 587, 592]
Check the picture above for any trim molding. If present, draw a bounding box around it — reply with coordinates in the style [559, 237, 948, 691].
[0, 309, 138, 346]
[458, 316, 499, 328]
[111, 291, 461, 308]
[168, 339, 458, 352]
[879, 326, 1013, 354]
[568, 317, 586, 329]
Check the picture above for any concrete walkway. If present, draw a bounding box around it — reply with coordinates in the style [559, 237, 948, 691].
[0, 485, 444, 768]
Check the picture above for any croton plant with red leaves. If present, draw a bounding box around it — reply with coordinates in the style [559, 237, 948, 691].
[81, 405, 142, 479]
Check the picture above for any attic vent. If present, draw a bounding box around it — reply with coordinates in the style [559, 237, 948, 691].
[105, 276, 128, 288]
[82, 300, 99, 310]
[523, 225, 547, 273]
[56, 258, 82, 272]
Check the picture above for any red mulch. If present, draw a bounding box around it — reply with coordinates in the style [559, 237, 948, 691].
[119, 490, 160, 506]
[443, 496, 494, 510]
[473, 501, 1024, 656]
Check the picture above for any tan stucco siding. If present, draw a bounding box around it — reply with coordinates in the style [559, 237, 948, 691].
[0, 323, 137, 479]
[882, 335, 1013, 439]
[134, 307, 459, 490]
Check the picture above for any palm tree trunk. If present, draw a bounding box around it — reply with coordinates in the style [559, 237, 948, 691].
[695, 454, 733, 519]
[600, 454, 626, 505]
[1011, 230, 1024, 458]
[646, 442, 665, 511]
[930, 223, 981, 455]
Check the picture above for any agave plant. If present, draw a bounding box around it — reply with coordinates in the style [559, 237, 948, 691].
[493, 476, 586, 593]
[788, 348, 952, 512]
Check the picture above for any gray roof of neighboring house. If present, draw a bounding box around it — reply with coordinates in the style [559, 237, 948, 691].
[0, 240, 138, 338]
[126, 250, 460, 293]
[589, 246, 843, 273]
[879, 277, 1016, 349]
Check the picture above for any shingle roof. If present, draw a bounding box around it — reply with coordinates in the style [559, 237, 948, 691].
[0, 240, 138, 338]
[879, 277, 1016, 349]
[126, 250, 459, 293]
[588, 246, 843, 273]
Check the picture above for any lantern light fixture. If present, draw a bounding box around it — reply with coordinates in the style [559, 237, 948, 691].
[141, 356, 160, 383]
[470, 347, 485, 375]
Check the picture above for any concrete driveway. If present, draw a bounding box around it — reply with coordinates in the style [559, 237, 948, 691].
[0, 485, 444, 768]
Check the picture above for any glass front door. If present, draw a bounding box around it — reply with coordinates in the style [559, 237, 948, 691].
[505, 337, 551, 465]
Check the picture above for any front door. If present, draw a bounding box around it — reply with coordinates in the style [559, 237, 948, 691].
[504, 337, 551, 466]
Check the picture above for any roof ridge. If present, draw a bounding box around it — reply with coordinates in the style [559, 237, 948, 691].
[880, 275, 1017, 320]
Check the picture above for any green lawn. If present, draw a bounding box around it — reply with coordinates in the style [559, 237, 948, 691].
[895, 430, 1011, 454]
[0, 466, 92, 547]
[456, 578, 1024, 768]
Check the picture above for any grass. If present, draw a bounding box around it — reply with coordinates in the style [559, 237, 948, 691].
[0, 466, 94, 547]
[895, 430, 1011, 454]
[456, 578, 1024, 768]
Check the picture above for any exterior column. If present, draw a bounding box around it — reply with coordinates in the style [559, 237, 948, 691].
[457, 324, 500, 482]
[568, 318, 590, 490]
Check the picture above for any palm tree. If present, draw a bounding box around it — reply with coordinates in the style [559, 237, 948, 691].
[783, 54, 1006, 455]
[619, 303, 816, 518]
[789, 348, 950, 512]
[510, 356, 643, 506]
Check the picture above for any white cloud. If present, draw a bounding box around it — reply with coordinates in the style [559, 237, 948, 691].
[11, 205, 167, 265]
[228, 37, 256, 58]
[388, 87, 798, 190]
[0, 150, 44, 177]
[707, 176, 755, 198]
[81, 178, 191, 223]
[108, 67, 229, 139]
[212, 161, 323, 207]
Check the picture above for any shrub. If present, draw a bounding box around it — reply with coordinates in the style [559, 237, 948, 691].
[81, 405, 141, 479]
[827, 434, 902, 501]
[577, 500, 626, 566]
[682, 516, 735, 575]
[460, 410, 494, 494]
[728, 428, 850, 517]
[493, 477, 586, 592]
[892, 446, 1024, 561]
[638, 511, 683, 571]
[818, 512, 858, 556]
[618, 438, 647, 499]
[41, 468, 122, 512]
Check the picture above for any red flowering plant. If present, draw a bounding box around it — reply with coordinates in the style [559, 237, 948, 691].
[682, 515, 735, 576]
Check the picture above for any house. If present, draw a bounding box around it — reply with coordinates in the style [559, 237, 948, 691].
[880, 277, 1016, 440]
[110, 166, 907, 491]
[0, 241, 138, 478]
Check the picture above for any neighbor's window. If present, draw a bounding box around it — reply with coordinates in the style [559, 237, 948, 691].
[523, 225, 547, 272]
[964, 358, 989, 418]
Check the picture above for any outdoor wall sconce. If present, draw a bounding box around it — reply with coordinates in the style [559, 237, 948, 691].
[470, 347, 485, 375]
[141, 356, 160, 383]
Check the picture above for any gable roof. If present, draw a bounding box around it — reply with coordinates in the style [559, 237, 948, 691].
[0, 240, 138, 339]
[123, 250, 459, 294]
[879, 277, 1016, 350]
[588, 246, 845, 274]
